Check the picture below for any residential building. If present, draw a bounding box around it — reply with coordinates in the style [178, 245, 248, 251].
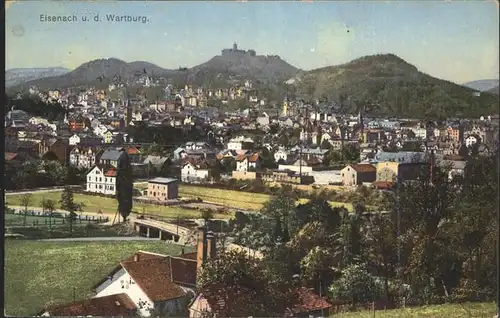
[99, 148, 122, 167]
[235, 153, 261, 172]
[340, 164, 377, 186]
[227, 136, 254, 151]
[181, 161, 211, 183]
[69, 146, 102, 169]
[147, 178, 179, 200]
[86, 164, 117, 195]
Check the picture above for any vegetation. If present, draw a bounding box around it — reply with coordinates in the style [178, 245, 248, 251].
[293, 54, 500, 119]
[4, 240, 191, 316]
[222, 150, 499, 314]
[332, 302, 497, 317]
[4, 160, 86, 190]
[6, 191, 231, 219]
[5, 95, 67, 120]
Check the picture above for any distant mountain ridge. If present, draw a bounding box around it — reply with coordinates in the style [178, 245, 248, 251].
[462, 79, 499, 92]
[6, 67, 71, 88]
[6, 52, 499, 119]
[291, 54, 499, 118]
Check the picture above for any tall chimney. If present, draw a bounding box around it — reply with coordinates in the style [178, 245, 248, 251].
[134, 254, 140, 262]
[197, 227, 217, 271]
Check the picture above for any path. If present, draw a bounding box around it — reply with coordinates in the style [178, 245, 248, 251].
[37, 237, 159, 242]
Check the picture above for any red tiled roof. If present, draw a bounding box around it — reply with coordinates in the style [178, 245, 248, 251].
[179, 252, 198, 260]
[45, 293, 136, 316]
[372, 181, 394, 189]
[5, 152, 18, 161]
[104, 167, 117, 177]
[121, 258, 187, 301]
[170, 256, 197, 286]
[235, 154, 247, 162]
[248, 153, 260, 163]
[350, 164, 376, 173]
[289, 287, 331, 314]
[126, 146, 140, 155]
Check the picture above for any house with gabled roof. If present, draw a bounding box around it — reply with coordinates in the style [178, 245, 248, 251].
[181, 160, 212, 183]
[340, 164, 377, 186]
[235, 152, 262, 172]
[86, 164, 117, 195]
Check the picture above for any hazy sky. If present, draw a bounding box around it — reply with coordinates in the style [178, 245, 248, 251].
[5, 1, 499, 84]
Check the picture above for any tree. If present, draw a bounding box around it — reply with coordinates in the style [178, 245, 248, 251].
[59, 187, 77, 235]
[41, 198, 56, 231]
[20, 193, 32, 227]
[329, 263, 384, 304]
[197, 250, 291, 317]
[116, 150, 133, 222]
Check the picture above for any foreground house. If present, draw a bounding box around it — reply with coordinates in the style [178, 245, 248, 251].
[39, 293, 137, 316]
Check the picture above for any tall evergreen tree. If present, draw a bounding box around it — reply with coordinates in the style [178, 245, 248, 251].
[116, 149, 133, 222]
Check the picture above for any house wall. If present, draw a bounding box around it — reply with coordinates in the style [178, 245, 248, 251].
[147, 182, 179, 200]
[340, 166, 357, 186]
[86, 168, 116, 195]
[309, 170, 341, 185]
[181, 165, 210, 183]
[278, 165, 313, 174]
[376, 162, 399, 175]
[232, 171, 257, 180]
[94, 268, 154, 317]
[227, 141, 242, 151]
[236, 158, 248, 172]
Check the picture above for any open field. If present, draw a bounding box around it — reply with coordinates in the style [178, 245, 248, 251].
[4, 240, 191, 316]
[5, 213, 95, 227]
[178, 185, 354, 212]
[333, 302, 497, 317]
[5, 191, 231, 219]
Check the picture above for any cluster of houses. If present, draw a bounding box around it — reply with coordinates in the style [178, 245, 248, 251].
[5, 88, 499, 194]
[39, 227, 332, 317]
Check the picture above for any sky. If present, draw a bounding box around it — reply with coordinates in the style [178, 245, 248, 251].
[5, 0, 499, 84]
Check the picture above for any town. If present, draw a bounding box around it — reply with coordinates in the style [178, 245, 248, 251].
[5, 2, 500, 318]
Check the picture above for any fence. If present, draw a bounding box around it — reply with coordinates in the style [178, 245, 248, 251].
[5, 211, 109, 227]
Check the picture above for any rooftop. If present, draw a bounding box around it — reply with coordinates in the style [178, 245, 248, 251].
[148, 177, 178, 184]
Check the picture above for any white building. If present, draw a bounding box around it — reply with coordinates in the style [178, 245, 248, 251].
[235, 153, 261, 172]
[226, 136, 254, 151]
[465, 135, 479, 147]
[181, 162, 211, 183]
[93, 252, 196, 317]
[69, 134, 81, 146]
[274, 148, 289, 163]
[86, 164, 117, 195]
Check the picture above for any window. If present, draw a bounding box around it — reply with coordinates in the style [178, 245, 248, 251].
[153, 192, 156, 196]
[99, 177, 102, 182]
[110, 186, 114, 191]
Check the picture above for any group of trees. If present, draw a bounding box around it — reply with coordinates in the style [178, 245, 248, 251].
[5, 160, 86, 190]
[17, 187, 84, 234]
[198, 150, 498, 315]
[6, 95, 67, 121]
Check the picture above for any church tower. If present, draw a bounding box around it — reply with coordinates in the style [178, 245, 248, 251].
[282, 95, 289, 117]
[126, 99, 132, 127]
[233, 42, 237, 51]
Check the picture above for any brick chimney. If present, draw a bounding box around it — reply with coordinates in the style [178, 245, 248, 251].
[196, 227, 217, 271]
[134, 254, 140, 262]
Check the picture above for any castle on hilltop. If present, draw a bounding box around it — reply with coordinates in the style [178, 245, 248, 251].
[221, 42, 256, 57]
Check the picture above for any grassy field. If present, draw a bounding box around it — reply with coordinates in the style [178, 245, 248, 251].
[178, 185, 354, 212]
[179, 185, 270, 210]
[5, 192, 231, 219]
[4, 240, 191, 316]
[5, 213, 95, 227]
[333, 302, 497, 317]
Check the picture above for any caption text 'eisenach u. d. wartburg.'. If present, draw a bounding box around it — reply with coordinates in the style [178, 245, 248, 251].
[39, 14, 150, 24]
